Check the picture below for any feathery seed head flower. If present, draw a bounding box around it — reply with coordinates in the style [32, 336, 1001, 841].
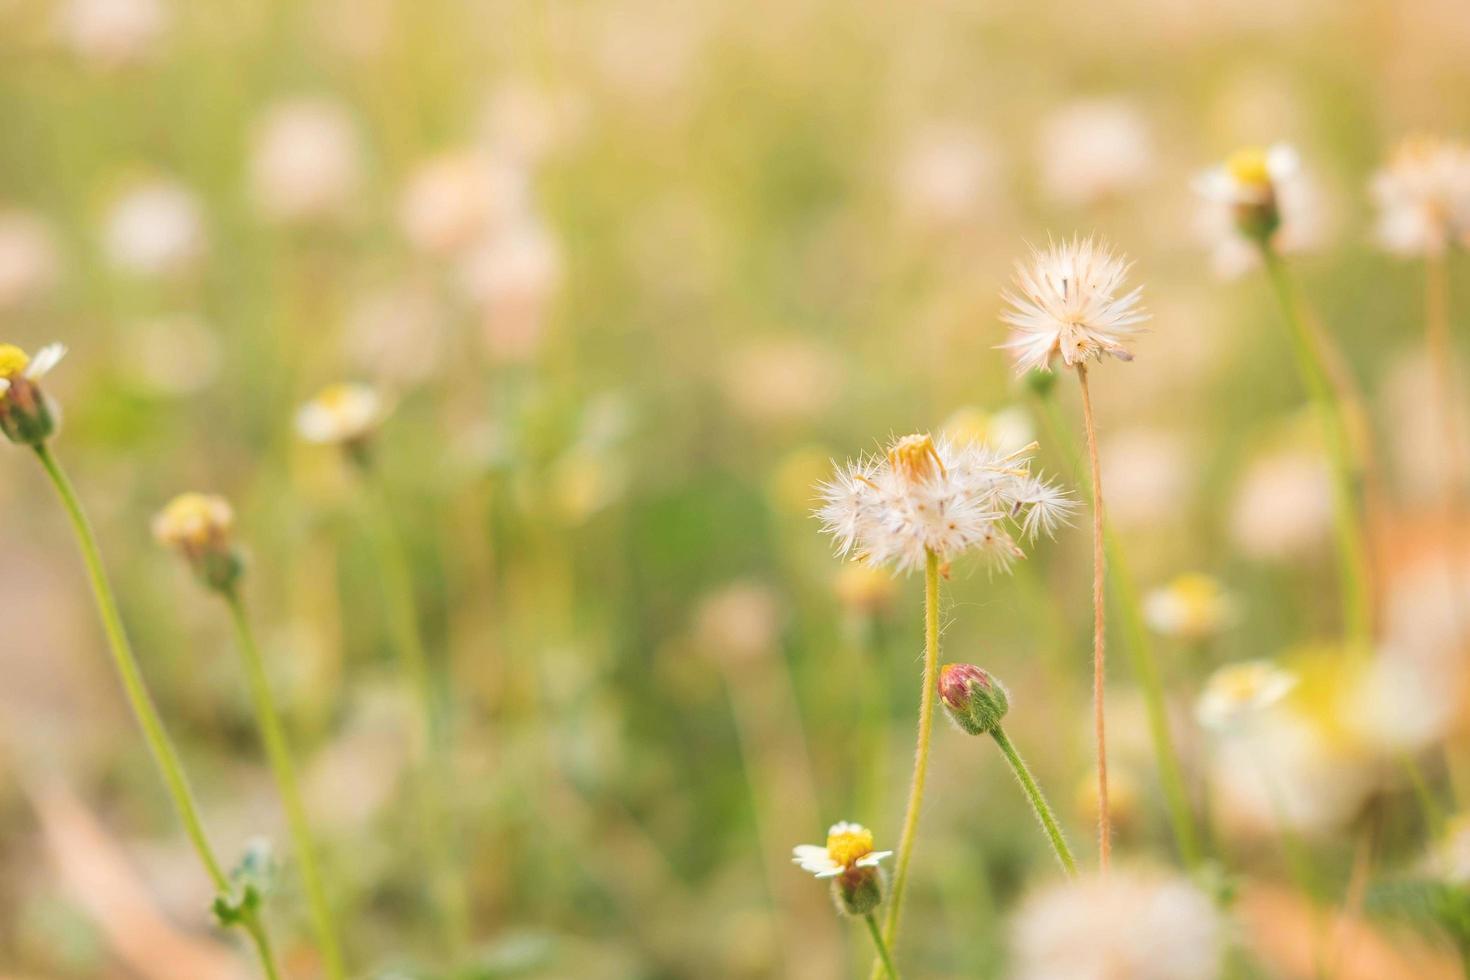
[792, 821, 893, 917]
[938, 663, 1009, 735]
[0, 342, 66, 446]
[1196, 660, 1297, 731]
[295, 382, 387, 455]
[1369, 135, 1470, 257]
[153, 492, 243, 592]
[1011, 869, 1223, 980]
[1144, 573, 1235, 640]
[816, 432, 1074, 575]
[999, 236, 1149, 375]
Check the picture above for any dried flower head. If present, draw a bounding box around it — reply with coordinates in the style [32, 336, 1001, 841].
[153, 492, 243, 592]
[1369, 135, 1470, 257]
[1144, 573, 1235, 640]
[1196, 660, 1297, 731]
[0, 342, 66, 445]
[1193, 143, 1322, 277]
[999, 236, 1149, 374]
[295, 383, 387, 448]
[816, 432, 1073, 575]
[1011, 869, 1223, 980]
[792, 821, 893, 917]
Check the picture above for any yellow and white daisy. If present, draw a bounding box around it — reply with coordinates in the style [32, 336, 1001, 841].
[295, 382, 387, 446]
[0, 342, 67, 445]
[1144, 573, 1235, 640]
[0, 341, 66, 393]
[151, 492, 234, 557]
[1192, 143, 1323, 278]
[816, 432, 1073, 574]
[1369, 135, 1470, 257]
[792, 821, 893, 879]
[999, 236, 1149, 375]
[1196, 660, 1297, 731]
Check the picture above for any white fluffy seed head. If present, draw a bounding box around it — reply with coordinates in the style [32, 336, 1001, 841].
[999, 236, 1150, 375]
[1370, 135, 1470, 258]
[816, 433, 1073, 575]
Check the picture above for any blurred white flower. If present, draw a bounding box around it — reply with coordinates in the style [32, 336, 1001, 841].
[457, 219, 562, 364]
[102, 178, 206, 278]
[249, 97, 364, 224]
[791, 822, 892, 879]
[1037, 98, 1155, 208]
[894, 122, 1000, 230]
[1011, 868, 1223, 980]
[1370, 135, 1470, 258]
[123, 314, 221, 395]
[1145, 573, 1235, 640]
[57, 0, 168, 69]
[1342, 653, 1457, 753]
[479, 81, 584, 165]
[1193, 144, 1324, 278]
[345, 283, 445, 385]
[0, 211, 60, 310]
[1000, 236, 1149, 374]
[817, 433, 1073, 574]
[721, 337, 842, 427]
[400, 151, 527, 257]
[1196, 660, 1296, 731]
[1100, 428, 1191, 530]
[941, 405, 1036, 457]
[694, 581, 782, 665]
[1229, 446, 1333, 560]
[295, 382, 387, 446]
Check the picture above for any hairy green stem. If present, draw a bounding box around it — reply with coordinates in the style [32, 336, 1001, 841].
[990, 726, 1077, 875]
[870, 550, 940, 978]
[1260, 248, 1373, 650]
[864, 912, 900, 979]
[224, 589, 345, 980]
[32, 444, 284, 979]
[1033, 391, 1203, 868]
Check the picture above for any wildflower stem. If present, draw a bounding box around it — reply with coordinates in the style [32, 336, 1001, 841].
[1074, 364, 1111, 869]
[1031, 391, 1202, 867]
[990, 726, 1077, 875]
[873, 549, 940, 976]
[1426, 253, 1460, 498]
[31, 444, 286, 978]
[222, 588, 346, 980]
[356, 459, 470, 958]
[864, 912, 900, 979]
[1259, 247, 1373, 650]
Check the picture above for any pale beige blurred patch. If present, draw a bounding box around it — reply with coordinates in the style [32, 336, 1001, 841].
[27, 782, 248, 980]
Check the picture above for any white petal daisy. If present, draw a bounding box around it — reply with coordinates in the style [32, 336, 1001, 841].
[999, 236, 1149, 375]
[792, 822, 893, 879]
[1192, 143, 1324, 278]
[1196, 660, 1297, 732]
[295, 382, 388, 445]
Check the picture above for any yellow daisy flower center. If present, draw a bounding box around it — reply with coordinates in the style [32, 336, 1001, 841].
[888, 433, 945, 483]
[0, 344, 31, 379]
[316, 383, 359, 412]
[826, 826, 874, 868]
[155, 493, 232, 548]
[1218, 664, 1270, 703]
[1225, 147, 1272, 188]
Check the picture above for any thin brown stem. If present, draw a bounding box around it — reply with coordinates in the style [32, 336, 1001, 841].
[1428, 253, 1461, 503]
[1075, 364, 1111, 869]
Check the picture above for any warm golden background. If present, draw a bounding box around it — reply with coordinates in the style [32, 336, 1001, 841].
[3, 0, 1470, 977]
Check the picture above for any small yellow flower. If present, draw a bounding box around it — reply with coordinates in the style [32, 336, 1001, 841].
[1144, 573, 1235, 640]
[792, 821, 893, 879]
[152, 492, 234, 555]
[0, 342, 66, 445]
[1196, 660, 1297, 731]
[1225, 147, 1273, 190]
[295, 382, 386, 446]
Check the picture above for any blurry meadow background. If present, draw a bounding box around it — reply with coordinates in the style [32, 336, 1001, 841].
[4, 0, 1470, 977]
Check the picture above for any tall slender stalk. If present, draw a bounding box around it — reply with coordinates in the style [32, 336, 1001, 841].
[31, 444, 284, 979]
[1074, 364, 1111, 869]
[990, 726, 1078, 875]
[357, 462, 470, 957]
[1259, 247, 1373, 650]
[1426, 253, 1460, 500]
[871, 549, 940, 978]
[864, 912, 900, 979]
[1032, 391, 1201, 867]
[223, 589, 346, 980]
